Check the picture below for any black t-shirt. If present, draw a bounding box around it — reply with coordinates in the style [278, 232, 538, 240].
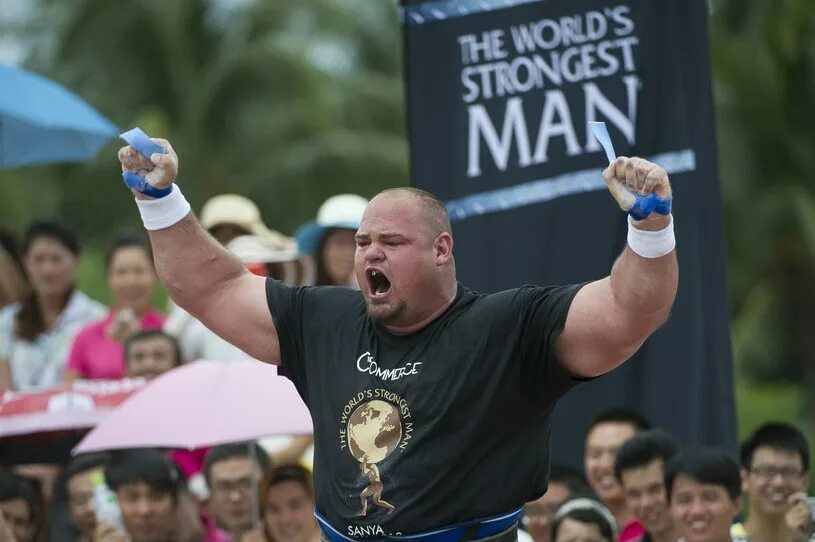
[266, 280, 583, 537]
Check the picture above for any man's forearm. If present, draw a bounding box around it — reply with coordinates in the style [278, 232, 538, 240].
[147, 213, 247, 316]
[609, 214, 678, 339]
[121, 140, 247, 316]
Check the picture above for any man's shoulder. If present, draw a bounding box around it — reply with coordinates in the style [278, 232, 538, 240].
[265, 279, 364, 314]
[439, 285, 553, 329]
[456, 284, 527, 306]
[463, 284, 577, 310]
[300, 284, 364, 308]
[266, 278, 361, 298]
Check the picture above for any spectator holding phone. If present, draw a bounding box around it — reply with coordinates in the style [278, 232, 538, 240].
[65, 232, 164, 381]
[733, 423, 815, 542]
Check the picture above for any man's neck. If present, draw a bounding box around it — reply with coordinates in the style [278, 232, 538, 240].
[385, 282, 457, 336]
[745, 509, 792, 542]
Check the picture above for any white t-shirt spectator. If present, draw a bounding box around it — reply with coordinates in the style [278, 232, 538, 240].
[0, 291, 105, 390]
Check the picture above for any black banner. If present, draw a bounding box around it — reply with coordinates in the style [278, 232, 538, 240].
[402, 0, 737, 463]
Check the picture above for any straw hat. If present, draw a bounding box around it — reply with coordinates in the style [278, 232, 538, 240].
[226, 235, 298, 264]
[200, 194, 291, 248]
[226, 234, 308, 285]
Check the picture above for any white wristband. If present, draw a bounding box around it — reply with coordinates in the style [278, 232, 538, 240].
[135, 184, 191, 231]
[627, 215, 676, 258]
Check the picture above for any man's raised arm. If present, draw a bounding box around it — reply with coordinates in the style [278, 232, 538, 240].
[556, 157, 679, 378]
[118, 139, 280, 364]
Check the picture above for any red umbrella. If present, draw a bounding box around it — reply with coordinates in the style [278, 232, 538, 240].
[0, 379, 146, 439]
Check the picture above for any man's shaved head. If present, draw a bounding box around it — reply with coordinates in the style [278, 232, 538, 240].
[372, 188, 451, 242]
[356, 187, 457, 333]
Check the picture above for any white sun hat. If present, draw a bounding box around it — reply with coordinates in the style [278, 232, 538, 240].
[294, 194, 368, 255]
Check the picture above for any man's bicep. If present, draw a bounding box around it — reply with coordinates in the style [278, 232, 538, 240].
[198, 273, 281, 364]
[555, 278, 637, 377]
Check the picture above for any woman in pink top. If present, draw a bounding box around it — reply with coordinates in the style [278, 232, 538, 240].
[65, 232, 165, 381]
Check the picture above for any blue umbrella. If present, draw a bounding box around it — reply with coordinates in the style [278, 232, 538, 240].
[0, 64, 118, 169]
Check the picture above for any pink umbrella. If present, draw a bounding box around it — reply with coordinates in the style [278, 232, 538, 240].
[75, 360, 311, 453]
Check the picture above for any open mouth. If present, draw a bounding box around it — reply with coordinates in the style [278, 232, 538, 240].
[595, 474, 617, 491]
[688, 520, 710, 534]
[366, 268, 392, 298]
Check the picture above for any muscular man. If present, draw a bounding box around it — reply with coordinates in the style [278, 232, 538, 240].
[118, 139, 677, 540]
[358, 461, 395, 517]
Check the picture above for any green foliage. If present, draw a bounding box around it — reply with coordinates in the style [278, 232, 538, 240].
[0, 0, 408, 245]
[713, 0, 815, 483]
[75, 248, 107, 306]
[736, 382, 805, 438]
[711, 0, 815, 395]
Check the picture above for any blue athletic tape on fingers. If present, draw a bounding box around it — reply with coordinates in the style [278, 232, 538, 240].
[119, 127, 172, 198]
[121, 171, 172, 199]
[588, 121, 671, 220]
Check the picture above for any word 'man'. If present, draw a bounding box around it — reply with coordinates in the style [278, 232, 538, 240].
[467, 75, 639, 177]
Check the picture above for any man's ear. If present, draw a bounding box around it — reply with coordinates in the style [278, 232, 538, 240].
[434, 232, 453, 264]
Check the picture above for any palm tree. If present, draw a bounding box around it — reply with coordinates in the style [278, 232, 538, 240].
[1, 0, 407, 239]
